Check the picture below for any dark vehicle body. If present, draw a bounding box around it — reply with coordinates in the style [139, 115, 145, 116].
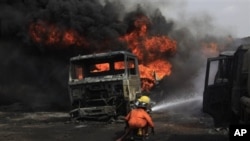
[68, 51, 141, 119]
[203, 44, 250, 126]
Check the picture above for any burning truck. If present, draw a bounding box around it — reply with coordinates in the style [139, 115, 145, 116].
[26, 2, 177, 118]
[68, 51, 142, 120]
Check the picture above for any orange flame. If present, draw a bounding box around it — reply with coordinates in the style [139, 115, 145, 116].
[201, 42, 220, 57]
[201, 36, 234, 58]
[120, 15, 176, 91]
[29, 15, 177, 91]
[29, 21, 89, 47]
[92, 63, 110, 72]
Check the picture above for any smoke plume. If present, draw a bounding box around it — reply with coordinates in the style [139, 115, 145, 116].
[0, 0, 235, 111]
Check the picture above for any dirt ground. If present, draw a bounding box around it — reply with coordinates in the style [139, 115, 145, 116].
[0, 103, 229, 141]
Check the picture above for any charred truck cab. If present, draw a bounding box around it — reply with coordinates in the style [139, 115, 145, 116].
[203, 44, 250, 126]
[68, 51, 141, 120]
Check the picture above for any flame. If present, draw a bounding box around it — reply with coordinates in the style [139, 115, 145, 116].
[120, 15, 176, 91]
[92, 63, 110, 72]
[201, 36, 235, 58]
[29, 21, 89, 47]
[91, 62, 126, 73]
[201, 42, 220, 57]
[76, 67, 84, 80]
[29, 15, 177, 91]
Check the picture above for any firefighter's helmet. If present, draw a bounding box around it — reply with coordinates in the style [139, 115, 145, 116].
[138, 96, 150, 104]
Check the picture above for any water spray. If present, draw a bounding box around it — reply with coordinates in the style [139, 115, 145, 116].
[151, 95, 202, 112]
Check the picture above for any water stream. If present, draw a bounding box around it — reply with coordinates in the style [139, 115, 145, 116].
[151, 95, 202, 112]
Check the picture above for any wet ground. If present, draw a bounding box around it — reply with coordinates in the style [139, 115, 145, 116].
[0, 104, 229, 141]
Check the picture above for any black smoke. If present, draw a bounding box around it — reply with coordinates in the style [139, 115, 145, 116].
[0, 0, 235, 111]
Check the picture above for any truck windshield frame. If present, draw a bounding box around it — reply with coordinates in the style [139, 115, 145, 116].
[70, 53, 137, 81]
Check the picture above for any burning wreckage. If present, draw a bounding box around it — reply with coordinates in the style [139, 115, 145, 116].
[68, 51, 143, 120]
[27, 12, 176, 121]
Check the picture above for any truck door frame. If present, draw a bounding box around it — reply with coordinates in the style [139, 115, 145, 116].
[203, 55, 233, 127]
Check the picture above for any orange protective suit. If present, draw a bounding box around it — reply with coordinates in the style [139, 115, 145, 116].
[125, 108, 154, 128]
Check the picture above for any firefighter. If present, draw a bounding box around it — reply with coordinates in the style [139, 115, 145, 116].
[116, 96, 155, 141]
